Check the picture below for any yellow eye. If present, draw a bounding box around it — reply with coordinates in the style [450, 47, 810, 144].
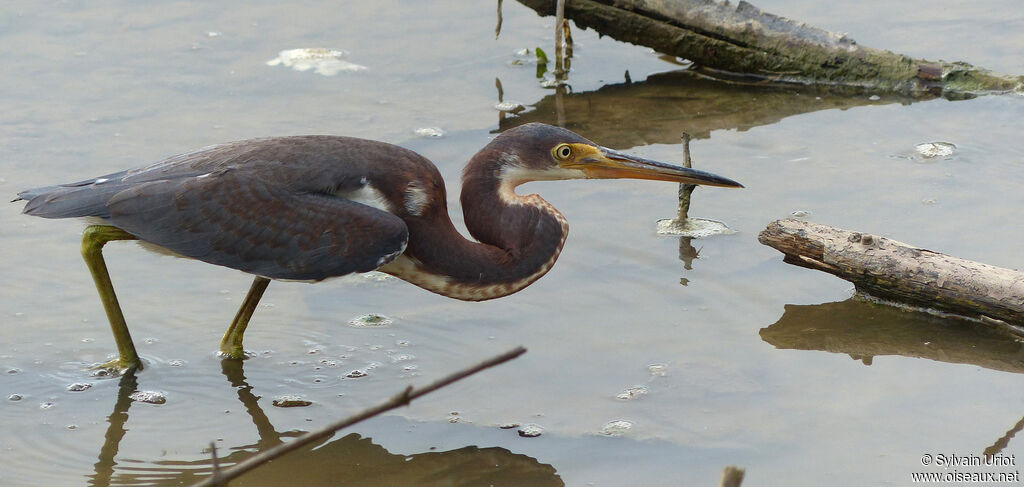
[554, 144, 572, 160]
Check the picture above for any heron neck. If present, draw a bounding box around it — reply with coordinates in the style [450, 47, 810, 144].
[379, 170, 568, 302]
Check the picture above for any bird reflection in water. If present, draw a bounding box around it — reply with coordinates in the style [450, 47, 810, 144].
[87, 360, 563, 487]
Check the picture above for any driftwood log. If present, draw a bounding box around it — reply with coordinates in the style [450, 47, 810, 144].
[516, 0, 1023, 96]
[758, 219, 1024, 334]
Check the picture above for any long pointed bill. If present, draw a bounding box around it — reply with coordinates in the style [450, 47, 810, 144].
[581, 147, 743, 188]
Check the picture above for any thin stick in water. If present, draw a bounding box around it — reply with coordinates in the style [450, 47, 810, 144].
[554, 0, 566, 77]
[190, 346, 528, 487]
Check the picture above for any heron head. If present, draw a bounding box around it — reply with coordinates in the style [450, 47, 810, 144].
[485, 123, 743, 188]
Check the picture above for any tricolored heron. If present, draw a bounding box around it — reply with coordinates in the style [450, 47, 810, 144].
[16, 123, 742, 372]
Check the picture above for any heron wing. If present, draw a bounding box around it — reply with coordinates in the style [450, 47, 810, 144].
[104, 169, 409, 281]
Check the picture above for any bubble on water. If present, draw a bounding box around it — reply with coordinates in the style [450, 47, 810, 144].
[414, 127, 445, 138]
[90, 368, 114, 378]
[348, 314, 392, 328]
[129, 391, 167, 405]
[8, 394, 23, 401]
[66, 383, 92, 392]
[600, 420, 634, 437]
[40, 402, 55, 410]
[362, 272, 394, 282]
[389, 354, 414, 363]
[648, 364, 668, 377]
[345, 369, 368, 378]
[791, 210, 811, 218]
[66, 424, 78, 430]
[616, 385, 648, 400]
[266, 48, 367, 76]
[494, 101, 525, 114]
[7, 368, 22, 375]
[915, 142, 956, 159]
[499, 423, 520, 429]
[656, 217, 734, 237]
[517, 423, 544, 438]
[272, 395, 312, 408]
[168, 359, 184, 367]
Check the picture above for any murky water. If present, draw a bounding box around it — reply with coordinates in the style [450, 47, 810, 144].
[2, 1, 1023, 486]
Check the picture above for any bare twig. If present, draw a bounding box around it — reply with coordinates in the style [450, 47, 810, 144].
[495, 0, 503, 39]
[562, 17, 573, 57]
[208, 442, 223, 486]
[553, 0, 566, 78]
[677, 132, 695, 220]
[190, 346, 528, 487]
[719, 466, 745, 487]
[984, 414, 1024, 457]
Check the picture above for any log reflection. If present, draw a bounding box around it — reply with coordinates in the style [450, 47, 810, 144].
[499, 69, 925, 150]
[760, 298, 1024, 374]
[762, 297, 1024, 454]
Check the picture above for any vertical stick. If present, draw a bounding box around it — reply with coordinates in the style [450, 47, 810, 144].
[677, 132, 696, 221]
[554, 0, 565, 78]
[495, 0, 503, 39]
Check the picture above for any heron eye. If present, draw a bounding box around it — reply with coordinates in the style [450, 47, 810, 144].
[554, 144, 572, 160]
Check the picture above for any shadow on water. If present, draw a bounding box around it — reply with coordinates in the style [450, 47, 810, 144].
[87, 361, 562, 487]
[760, 297, 1024, 454]
[497, 69, 931, 150]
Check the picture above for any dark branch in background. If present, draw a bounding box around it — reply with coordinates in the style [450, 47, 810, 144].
[190, 346, 528, 487]
[516, 0, 1023, 97]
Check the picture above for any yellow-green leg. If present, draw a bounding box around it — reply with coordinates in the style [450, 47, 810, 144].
[219, 276, 270, 359]
[81, 225, 141, 373]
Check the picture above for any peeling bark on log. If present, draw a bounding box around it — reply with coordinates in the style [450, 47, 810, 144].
[516, 0, 1024, 96]
[758, 219, 1024, 334]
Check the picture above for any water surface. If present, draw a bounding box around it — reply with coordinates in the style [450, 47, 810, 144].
[2, 1, 1023, 485]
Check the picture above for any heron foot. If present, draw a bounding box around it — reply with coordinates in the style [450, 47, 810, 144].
[218, 276, 270, 362]
[216, 346, 255, 360]
[90, 356, 141, 377]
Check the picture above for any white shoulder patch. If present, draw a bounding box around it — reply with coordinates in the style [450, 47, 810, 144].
[403, 180, 429, 216]
[335, 181, 393, 213]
